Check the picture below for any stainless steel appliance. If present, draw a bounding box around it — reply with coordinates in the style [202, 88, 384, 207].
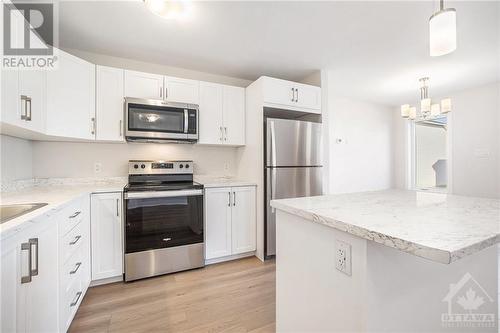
[125, 98, 199, 143]
[124, 160, 204, 281]
[265, 117, 322, 258]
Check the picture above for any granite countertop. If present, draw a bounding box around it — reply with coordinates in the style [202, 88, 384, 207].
[0, 178, 126, 239]
[270, 189, 500, 264]
[194, 175, 257, 188]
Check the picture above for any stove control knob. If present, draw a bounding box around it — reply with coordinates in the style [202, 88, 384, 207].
[134, 164, 139, 169]
[179, 164, 184, 169]
[141, 164, 146, 169]
[185, 164, 190, 169]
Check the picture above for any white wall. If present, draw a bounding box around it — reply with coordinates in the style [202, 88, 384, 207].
[393, 82, 500, 199]
[323, 71, 394, 194]
[32, 141, 238, 178]
[0, 135, 33, 182]
[64, 48, 251, 88]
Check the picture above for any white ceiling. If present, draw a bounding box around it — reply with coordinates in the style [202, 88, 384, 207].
[57, 1, 499, 106]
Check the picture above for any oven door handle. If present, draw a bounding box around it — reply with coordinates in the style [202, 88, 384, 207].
[124, 189, 203, 199]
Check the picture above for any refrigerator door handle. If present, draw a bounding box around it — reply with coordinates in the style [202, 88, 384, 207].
[270, 120, 277, 167]
[270, 168, 276, 213]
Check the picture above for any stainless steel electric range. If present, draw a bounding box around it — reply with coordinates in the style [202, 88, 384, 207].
[123, 160, 204, 282]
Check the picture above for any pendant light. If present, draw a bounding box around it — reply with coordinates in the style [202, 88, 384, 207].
[429, 0, 457, 56]
[400, 77, 452, 121]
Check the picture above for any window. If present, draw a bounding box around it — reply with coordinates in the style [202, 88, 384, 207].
[413, 117, 448, 191]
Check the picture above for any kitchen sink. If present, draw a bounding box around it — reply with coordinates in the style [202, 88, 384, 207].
[0, 203, 48, 224]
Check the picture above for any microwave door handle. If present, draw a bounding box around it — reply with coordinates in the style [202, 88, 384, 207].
[184, 109, 188, 134]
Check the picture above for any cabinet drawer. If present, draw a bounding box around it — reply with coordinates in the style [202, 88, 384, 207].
[59, 196, 85, 237]
[61, 276, 84, 330]
[60, 221, 85, 264]
[61, 245, 84, 292]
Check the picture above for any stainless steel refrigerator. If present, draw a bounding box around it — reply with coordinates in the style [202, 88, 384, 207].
[265, 117, 323, 257]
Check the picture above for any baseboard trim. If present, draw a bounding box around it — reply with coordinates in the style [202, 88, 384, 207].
[205, 251, 256, 265]
[90, 275, 123, 287]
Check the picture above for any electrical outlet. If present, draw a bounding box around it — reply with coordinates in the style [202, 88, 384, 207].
[94, 162, 102, 174]
[335, 240, 352, 276]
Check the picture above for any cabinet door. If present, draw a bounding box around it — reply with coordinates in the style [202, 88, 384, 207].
[91, 193, 123, 280]
[198, 82, 223, 145]
[24, 220, 59, 333]
[124, 70, 163, 99]
[295, 83, 321, 112]
[262, 77, 296, 108]
[1, 234, 23, 333]
[205, 187, 232, 259]
[18, 69, 46, 133]
[222, 85, 245, 146]
[231, 186, 256, 254]
[1, 69, 46, 133]
[164, 76, 199, 104]
[46, 49, 96, 140]
[96, 66, 125, 141]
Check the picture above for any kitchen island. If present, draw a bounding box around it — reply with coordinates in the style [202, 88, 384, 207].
[271, 190, 499, 332]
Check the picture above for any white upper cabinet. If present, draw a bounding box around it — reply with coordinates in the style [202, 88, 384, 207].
[262, 76, 321, 113]
[46, 49, 96, 140]
[124, 70, 163, 99]
[96, 66, 125, 142]
[91, 193, 123, 281]
[199, 82, 224, 144]
[222, 85, 245, 146]
[164, 76, 199, 104]
[198, 82, 245, 146]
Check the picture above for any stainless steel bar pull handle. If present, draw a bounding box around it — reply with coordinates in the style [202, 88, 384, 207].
[220, 126, 224, 142]
[295, 88, 299, 103]
[69, 235, 82, 245]
[119, 120, 123, 137]
[290, 88, 294, 102]
[233, 192, 236, 206]
[29, 238, 38, 276]
[116, 198, 119, 217]
[160, 86, 162, 98]
[228, 192, 231, 207]
[91, 117, 96, 135]
[70, 262, 82, 275]
[69, 211, 81, 219]
[26, 97, 32, 121]
[21, 242, 32, 284]
[224, 127, 227, 141]
[70, 291, 83, 307]
[20, 95, 28, 120]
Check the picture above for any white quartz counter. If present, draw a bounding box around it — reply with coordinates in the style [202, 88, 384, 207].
[270, 189, 500, 264]
[0, 179, 126, 239]
[194, 175, 257, 188]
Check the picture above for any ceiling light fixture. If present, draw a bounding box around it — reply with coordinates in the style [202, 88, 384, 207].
[401, 77, 451, 121]
[429, 0, 457, 56]
[143, 0, 192, 20]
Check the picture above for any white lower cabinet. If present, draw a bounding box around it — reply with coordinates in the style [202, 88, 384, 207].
[205, 186, 256, 261]
[90, 192, 123, 280]
[0, 195, 91, 333]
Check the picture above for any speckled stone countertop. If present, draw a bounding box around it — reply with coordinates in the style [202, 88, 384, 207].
[271, 190, 500, 264]
[0, 178, 126, 240]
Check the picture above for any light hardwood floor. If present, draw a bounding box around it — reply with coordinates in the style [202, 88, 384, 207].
[70, 257, 276, 333]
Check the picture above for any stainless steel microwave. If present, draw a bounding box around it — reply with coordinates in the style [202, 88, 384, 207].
[125, 97, 199, 143]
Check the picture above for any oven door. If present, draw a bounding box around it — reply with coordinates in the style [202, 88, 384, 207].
[124, 189, 203, 254]
[125, 98, 198, 141]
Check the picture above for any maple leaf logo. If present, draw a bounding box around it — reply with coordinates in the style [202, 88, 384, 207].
[457, 288, 485, 312]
